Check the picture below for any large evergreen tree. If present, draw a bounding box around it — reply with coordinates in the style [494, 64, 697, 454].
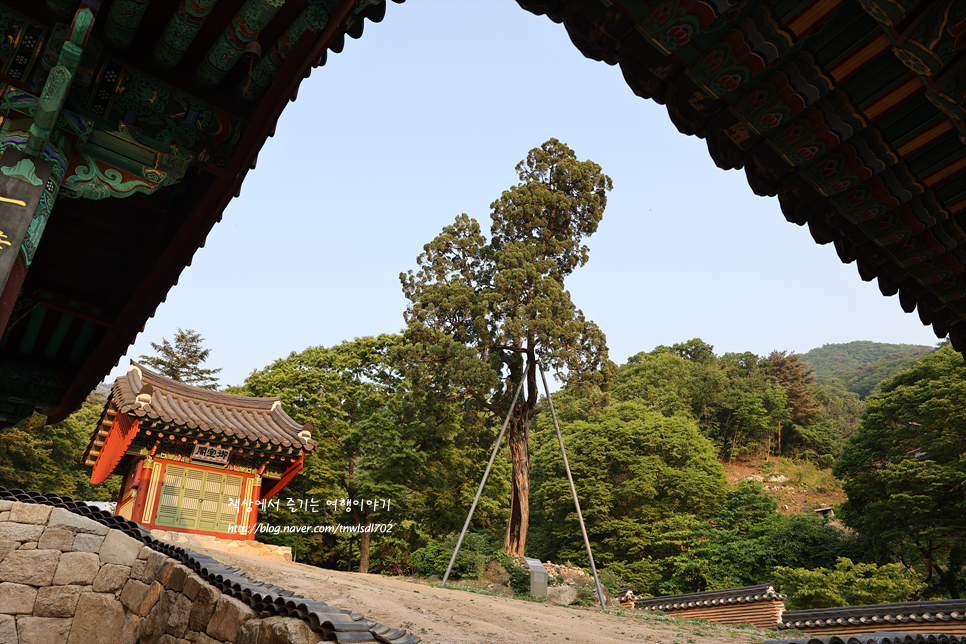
[139, 328, 221, 390]
[401, 139, 611, 555]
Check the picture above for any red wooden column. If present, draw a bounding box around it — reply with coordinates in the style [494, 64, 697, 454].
[130, 457, 154, 524]
[247, 471, 263, 538]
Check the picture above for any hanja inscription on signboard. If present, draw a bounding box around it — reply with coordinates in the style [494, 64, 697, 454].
[192, 444, 232, 465]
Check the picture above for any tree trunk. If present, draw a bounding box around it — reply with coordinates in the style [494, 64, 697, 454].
[502, 414, 530, 556]
[358, 521, 373, 573]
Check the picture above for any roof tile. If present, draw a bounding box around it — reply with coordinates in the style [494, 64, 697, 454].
[112, 362, 316, 452]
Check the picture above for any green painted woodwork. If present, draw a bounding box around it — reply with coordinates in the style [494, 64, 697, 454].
[43, 313, 73, 359]
[0, 93, 87, 265]
[62, 128, 193, 200]
[195, 0, 285, 88]
[86, 61, 244, 169]
[45, 0, 79, 22]
[861, 0, 966, 141]
[152, 0, 219, 72]
[25, 5, 96, 157]
[18, 306, 47, 355]
[67, 319, 96, 364]
[155, 465, 242, 533]
[26, 66, 73, 157]
[238, 1, 336, 101]
[40, 24, 102, 88]
[102, 0, 149, 50]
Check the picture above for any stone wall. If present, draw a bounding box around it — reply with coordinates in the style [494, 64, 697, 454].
[0, 492, 419, 644]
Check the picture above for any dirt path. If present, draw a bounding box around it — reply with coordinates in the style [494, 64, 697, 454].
[195, 546, 775, 644]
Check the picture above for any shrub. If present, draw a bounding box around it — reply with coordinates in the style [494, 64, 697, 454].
[597, 568, 626, 597]
[410, 532, 496, 579]
[493, 552, 531, 595]
[773, 557, 925, 610]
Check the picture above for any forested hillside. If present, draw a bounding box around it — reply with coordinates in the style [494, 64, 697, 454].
[801, 341, 933, 399]
[2, 339, 961, 608]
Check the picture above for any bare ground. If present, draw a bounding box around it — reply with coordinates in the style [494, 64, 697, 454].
[194, 545, 778, 644]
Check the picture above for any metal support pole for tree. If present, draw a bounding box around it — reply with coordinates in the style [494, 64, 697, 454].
[440, 370, 528, 586]
[538, 362, 608, 611]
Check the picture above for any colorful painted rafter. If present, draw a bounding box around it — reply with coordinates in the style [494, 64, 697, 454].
[519, 0, 966, 351]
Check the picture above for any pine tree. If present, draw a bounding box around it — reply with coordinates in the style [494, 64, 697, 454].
[767, 350, 819, 427]
[401, 139, 612, 555]
[139, 328, 221, 390]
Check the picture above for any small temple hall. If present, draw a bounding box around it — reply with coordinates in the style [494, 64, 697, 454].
[82, 362, 316, 539]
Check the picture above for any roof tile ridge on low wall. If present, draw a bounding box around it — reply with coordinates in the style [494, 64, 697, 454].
[632, 582, 787, 611]
[762, 632, 966, 644]
[0, 486, 420, 644]
[779, 598, 966, 630]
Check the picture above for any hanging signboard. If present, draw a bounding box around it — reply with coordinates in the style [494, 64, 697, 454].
[191, 443, 232, 465]
[0, 149, 54, 293]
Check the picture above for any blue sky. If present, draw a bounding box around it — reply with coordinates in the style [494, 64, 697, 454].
[106, 0, 940, 388]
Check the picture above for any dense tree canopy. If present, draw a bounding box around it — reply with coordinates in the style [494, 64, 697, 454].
[801, 341, 932, 400]
[774, 558, 924, 610]
[529, 402, 726, 592]
[400, 138, 612, 555]
[0, 394, 118, 501]
[609, 340, 802, 461]
[834, 345, 966, 599]
[236, 335, 509, 572]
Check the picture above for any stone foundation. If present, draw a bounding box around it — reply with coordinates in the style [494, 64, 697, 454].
[0, 493, 419, 644]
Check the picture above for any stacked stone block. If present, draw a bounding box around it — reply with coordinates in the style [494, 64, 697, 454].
[0, 497, 419, 644]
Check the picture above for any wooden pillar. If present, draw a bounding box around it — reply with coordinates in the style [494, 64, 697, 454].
[131, 456, 154, 525]
[247, 472, 262, 540]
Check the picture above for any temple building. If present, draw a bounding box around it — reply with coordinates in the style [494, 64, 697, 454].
[82, 361, 316, 539]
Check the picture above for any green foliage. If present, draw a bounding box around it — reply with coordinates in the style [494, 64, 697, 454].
[800, 341, 932, 400]
[609, 340, 853, 461]
[773, 557, 925, 610]
[529, 402, 726, 593]
[493, 552, 532, 595]
[834, 345, 966, 599]
[763, 514, 868, 573]
[0, 394, 119, 501]
[596, 568, 627, 596]
[240, 335, 509, 573]
[714, 480, 778, 533]
[411, 532, 496, 579]
[139, 328, 221, 390]
[644, 483, 783, 596]
[400, 138, 612, 555]
[813, 386, 865, 448]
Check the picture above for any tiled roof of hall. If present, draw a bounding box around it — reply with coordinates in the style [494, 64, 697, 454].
[111, 362, 316, 452]
[633, 582, 786, 611]
[779, 598, 966, 631]
[764, 632, 965, 644]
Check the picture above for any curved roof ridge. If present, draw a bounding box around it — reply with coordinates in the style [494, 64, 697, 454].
[781, 598, 966, 624]
[108, 361, 316, 452]
[131, 361, 282, 410]
[634, 582, 784, 610]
